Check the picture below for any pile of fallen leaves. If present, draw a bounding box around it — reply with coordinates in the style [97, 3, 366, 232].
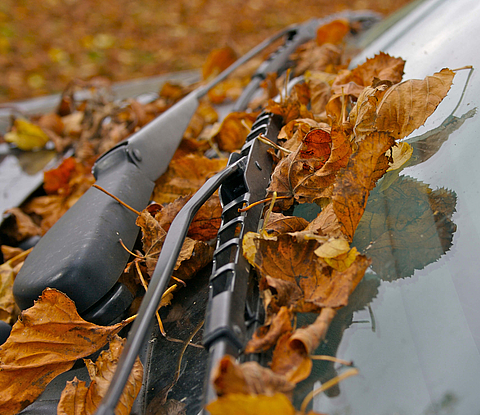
[0, 0, 414, 103]
[0, 15, 461, 415]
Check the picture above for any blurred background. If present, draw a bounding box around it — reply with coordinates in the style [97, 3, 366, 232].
[0, 0, 413, 103]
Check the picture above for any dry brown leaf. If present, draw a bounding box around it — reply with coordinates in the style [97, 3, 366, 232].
[212, 355, 294, 397]
[289, 308, 337, 356]
[136, 205, 214, 280]
[332, 132, 395, 240]
[270, 331, 312, 384]
[350, 69, 455, 142]
[1, 207, 41, 243]
[259, 276, 304, 316]
[316, 19, 350, 45]
[264, 212, 309, 236]
[267, 126, 351, 209]
[214, 111, 259, 152]
[375, 68, 455, 140]
[152, 155, 227, 204]
[245, 306, 293, 353]
[57, 336, 143, 415]
[0, 289, 133, 415]
[332, 52, 405, 93]
[202, 46, 238, 81]
[299, 254, 370, 309]
[0, 249, 30, 324]
[24, 159, 94, 233]
[156, 195, 222, 241]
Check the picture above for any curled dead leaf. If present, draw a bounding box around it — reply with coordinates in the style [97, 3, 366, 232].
[0, 289, 133, 415]
[212, 355, 294, 397]
[57, 335, 143, 415]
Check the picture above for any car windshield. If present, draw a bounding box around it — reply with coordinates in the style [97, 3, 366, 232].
[310, 0, 480, 413]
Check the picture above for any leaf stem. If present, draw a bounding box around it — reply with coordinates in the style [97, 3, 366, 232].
[309, 355, 353, 366]
[300, 368, 359, 414]
[92, 184, 142, 216]
[238, 195, 290, 212]
[257, 133, 292, 154]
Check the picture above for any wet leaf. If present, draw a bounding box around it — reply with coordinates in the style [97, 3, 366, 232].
[4, 118, 50, 150]
[0, 289, 133, 415]
[57, 336, 143, 415]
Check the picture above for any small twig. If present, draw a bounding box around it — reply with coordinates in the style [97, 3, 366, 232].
[300, 368, 359, 414]
[122, 313, 137, 326]
[310, 355, 353, 366]
[175, 320, 205, 382]
[92, 184, 142, 216]
[257, 133, 292, 154]
[452, 65, 473, 71]
[119, 239, 144, 259]
[261, 191, 277, 236]
[171, 275, 187, 287]
[238, 195, 290, 212]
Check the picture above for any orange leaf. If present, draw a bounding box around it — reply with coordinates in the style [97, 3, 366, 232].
[57, 336, 143, 415]
[316, 19, 350, 45]
[245, 306, 293, 353]
[270, 331, 312, 384]
[332, 132, 395, 240]
[212, 355, 294, 397]
[202, 46, 238, 81]
[214, 111, 259, 152]
[0, 289, 133, 415]
[152, 155, 227, 204]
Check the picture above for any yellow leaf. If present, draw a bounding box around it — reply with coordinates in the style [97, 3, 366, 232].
[387, 142, 413, 171]
[324, 247, 359, 272]
[314, 238, 350, 258]
[206, 393, 296, 415]
[4, 118, 49, 150]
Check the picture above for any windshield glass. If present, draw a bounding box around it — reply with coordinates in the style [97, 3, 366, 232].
[312, 0, 480, 413]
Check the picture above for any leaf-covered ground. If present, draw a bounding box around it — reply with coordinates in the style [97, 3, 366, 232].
[0, 0, 413, 103]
